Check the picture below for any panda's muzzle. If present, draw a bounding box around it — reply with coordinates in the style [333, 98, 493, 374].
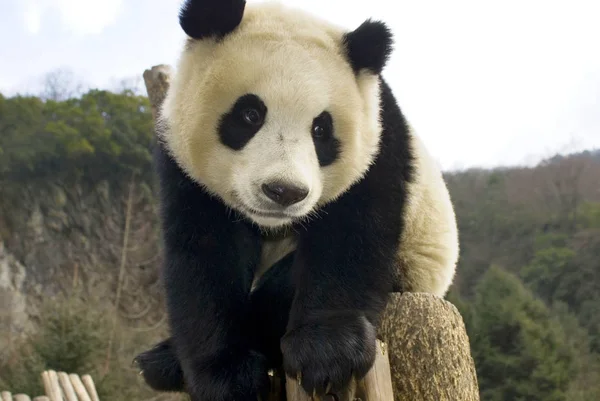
[261, 181, 309, 207]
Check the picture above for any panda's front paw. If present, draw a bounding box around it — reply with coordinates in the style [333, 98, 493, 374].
[185, 348, 270, 401]
[280, 311, 377, 396]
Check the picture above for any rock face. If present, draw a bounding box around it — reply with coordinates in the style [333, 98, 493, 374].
[0, 177, 167, 348]
[0, 241, 32, 350]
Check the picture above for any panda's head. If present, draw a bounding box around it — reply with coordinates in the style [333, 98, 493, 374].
[160, 0, 393, 229]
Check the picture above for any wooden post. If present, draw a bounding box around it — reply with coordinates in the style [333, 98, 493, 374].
[378, 293, 480, 401]
[142, 64, 172, 121]
[284, 339, 394, 400]
[141, 65, 480, 401]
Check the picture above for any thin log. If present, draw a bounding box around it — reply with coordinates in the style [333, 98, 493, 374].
[2, 391, 13, 401]
[47, 371, 64, 401]
[80, 376, 99, 401]
[68, 375, 91, 401]
[56, 373, 77, 401]
[102, 171, 136, 375]
[13, 395, 31, 401]
[41, 371, 60, 401]
[33, 397, 50, 401]
[41, 372, 50, 400]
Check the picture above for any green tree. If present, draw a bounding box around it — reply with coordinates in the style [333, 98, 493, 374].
[469, 266, 575, 401]
[552, 301, 600, 401]
[0, 89, 154, 182]
[520, 244, 576, 304]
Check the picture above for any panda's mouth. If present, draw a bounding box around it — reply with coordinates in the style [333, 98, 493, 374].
[231, 191, 309, 227]
[237, 202, 292, 219]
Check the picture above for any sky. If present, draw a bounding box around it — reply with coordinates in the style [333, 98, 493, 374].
[1, 0, 599, 171]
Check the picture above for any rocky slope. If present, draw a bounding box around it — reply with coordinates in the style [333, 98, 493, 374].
[0, 175, 167, 351]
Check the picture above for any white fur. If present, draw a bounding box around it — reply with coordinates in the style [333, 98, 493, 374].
[395, 128, 460, 296]
[160, 1, 459, 297]
[248, 128, 460, 297]
[159, 1, 382, 229]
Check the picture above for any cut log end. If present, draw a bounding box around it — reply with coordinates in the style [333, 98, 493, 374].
[379, 293, 480, 401]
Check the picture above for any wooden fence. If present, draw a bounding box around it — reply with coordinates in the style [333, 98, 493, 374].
[1, 371, 99, 401]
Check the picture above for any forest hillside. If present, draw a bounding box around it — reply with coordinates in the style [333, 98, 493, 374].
[0, 85, 598, 401]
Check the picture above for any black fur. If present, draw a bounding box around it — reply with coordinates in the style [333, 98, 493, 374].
[280, 78, 413, 394]
[179, 0, 246, 40]
[343, 19, 394, 74]
[135, 77, 414, 400]
[219, 94, 267, 150]
[133, 339, 184, 391]
[149, 136, 271, 400]
[312, 111, 341, 166]
[134, 253, 296, 394]
[248, 252, 296, 368]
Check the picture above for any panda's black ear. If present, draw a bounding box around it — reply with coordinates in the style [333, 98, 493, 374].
[343, 19, 394, 75]
[179, 0, 246, 40]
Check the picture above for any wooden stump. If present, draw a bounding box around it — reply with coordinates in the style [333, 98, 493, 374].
[378, 293, 480, 401]
[280, 293, 479, 401]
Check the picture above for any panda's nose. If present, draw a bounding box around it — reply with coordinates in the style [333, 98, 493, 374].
[261, 181, 309, 206]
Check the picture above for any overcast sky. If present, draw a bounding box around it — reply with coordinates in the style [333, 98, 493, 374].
[1, 0, 599, 171]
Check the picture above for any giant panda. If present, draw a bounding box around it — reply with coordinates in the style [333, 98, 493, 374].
[134, 0, 460, 400]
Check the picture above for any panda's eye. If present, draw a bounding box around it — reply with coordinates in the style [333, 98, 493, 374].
[242, 108, 262, 126]
[311, 111, 332, 140]
[312, 124, 326, 138]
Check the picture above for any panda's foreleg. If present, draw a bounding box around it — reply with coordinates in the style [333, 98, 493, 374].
[151, 144, 269, 401]
[248, 252, 296, 368]
[280, 167, 405, 395]
[134, 252, 297, 393]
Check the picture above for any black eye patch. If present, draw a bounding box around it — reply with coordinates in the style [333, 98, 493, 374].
[218, 94, 267, 150]
[311, 111, 340, 166]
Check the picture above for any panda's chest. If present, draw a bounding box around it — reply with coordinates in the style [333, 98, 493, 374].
[251, 232, 298, 290]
